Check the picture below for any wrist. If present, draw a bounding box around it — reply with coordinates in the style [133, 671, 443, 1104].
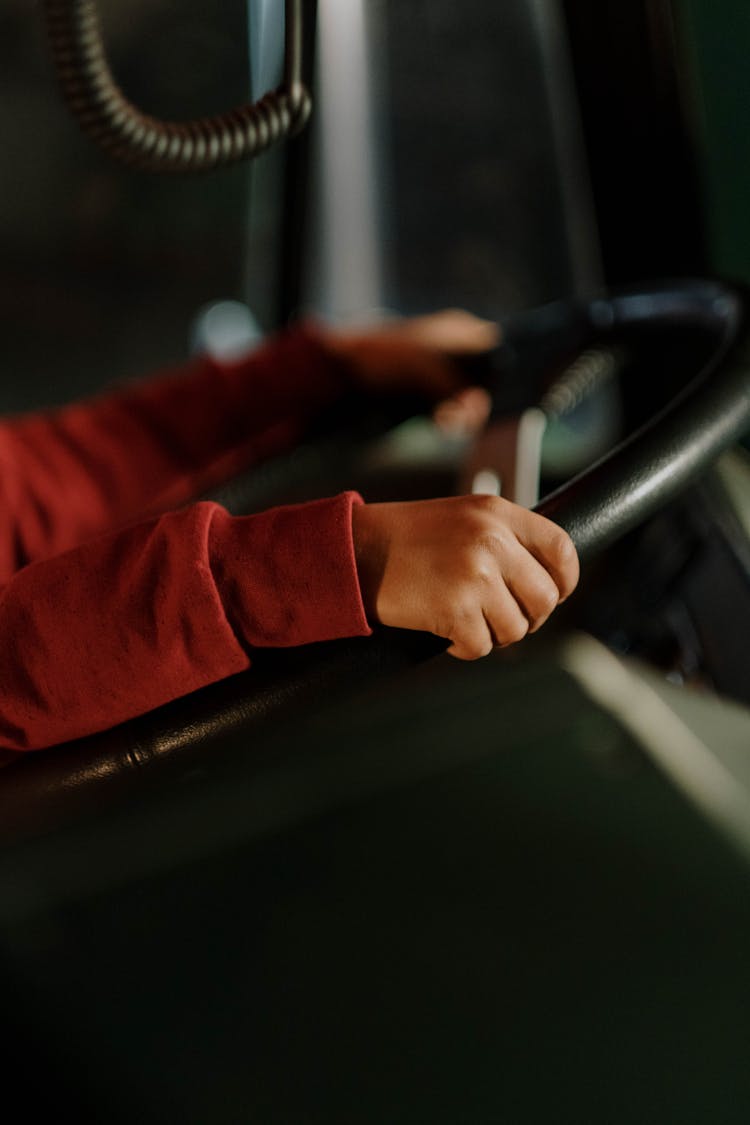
[351, 503, 388, 625]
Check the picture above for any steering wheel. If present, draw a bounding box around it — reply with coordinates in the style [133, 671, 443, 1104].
[2, 279, 749, 843]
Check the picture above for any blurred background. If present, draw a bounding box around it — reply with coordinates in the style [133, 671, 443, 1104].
[4, 0, 742, 405]
[1, 3, 750, 1123]
[0, 0, 746, 399]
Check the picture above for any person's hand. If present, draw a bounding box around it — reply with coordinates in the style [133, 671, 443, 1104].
[351, 494, 579, 659]
[322, 308, 496, 435]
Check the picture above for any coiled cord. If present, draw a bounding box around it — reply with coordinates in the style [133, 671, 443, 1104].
[43, 0, 312, 173]
[540, 345, 628, 420]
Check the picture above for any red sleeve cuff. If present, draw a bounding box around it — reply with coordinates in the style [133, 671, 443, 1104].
[209, 491, 372, 649]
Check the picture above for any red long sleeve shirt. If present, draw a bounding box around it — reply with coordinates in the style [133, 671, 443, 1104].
[0, 325, 372, 754]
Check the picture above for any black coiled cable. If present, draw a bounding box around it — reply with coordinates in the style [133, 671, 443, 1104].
[540, 345, 628, 419]
[43, 0, 312, 173]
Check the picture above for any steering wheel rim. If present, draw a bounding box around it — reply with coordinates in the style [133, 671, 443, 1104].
[2, 278, 749, 842]
[533, 278, 747, 558]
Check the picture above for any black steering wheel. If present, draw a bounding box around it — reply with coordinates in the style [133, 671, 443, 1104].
[2, 278, 749, 843]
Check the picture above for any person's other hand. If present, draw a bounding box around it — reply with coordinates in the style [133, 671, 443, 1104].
[323, 309, 496, 435]
[352, 494, 579, 658]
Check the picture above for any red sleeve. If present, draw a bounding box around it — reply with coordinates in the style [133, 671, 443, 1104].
[0, 493, 371, 754]
[0, 322, 353, 579]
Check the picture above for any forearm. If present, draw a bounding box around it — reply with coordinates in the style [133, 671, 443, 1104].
[0, 493, 370, 753]
[0, 322, 353, 576]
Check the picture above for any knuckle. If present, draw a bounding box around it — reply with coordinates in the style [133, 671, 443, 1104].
[469, 549, 498, 586]
[504, 616, 529, 645]
[471, 491, 499, 511]
[533, 584, 559, 618]
[550, 528, 578, 572]
[455, 497, 517, 557]
[449, 618, 493, 661]
[450, 640, 485, 661]
[455, 540, 502, 588]
[455, 625, 491, 660]
[512, 618, 530, 643]
[463, 492, 503, 522]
